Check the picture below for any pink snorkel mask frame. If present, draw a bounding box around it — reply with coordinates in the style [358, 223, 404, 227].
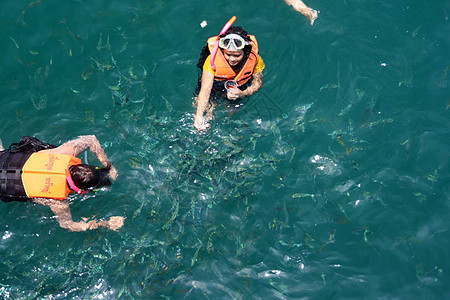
[66, 176, 89, 195]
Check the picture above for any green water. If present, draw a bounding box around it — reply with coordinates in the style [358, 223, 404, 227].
[1, 0, 449, 298]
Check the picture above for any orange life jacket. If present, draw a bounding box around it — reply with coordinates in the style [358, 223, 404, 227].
[207, 35, 259, 86]
[21, 153, 81, 199]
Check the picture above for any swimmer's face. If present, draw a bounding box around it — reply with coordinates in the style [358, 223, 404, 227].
[223, 49, 244, 66]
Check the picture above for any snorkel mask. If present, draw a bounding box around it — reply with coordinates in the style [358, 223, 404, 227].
[219, 34, 250, 51]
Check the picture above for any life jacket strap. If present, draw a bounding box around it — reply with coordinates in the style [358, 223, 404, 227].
[0, 151, 31, 202]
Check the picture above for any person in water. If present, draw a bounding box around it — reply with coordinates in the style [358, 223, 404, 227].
[0, 135, 124, 232]
[283, 0, 319, 25]
[194, 25, 265, 130]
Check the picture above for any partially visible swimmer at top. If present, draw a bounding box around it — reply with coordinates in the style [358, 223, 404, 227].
[193, 25, 265, 130]
[284, 0, 319, 25]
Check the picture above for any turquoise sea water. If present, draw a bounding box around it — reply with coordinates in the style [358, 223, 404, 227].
[0, 0, 449, 298]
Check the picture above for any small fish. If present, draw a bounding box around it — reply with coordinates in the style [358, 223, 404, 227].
[270, 122, 282, 141]
[128, 156, 141, 168]
[9, 37, 19, 49]
[105, 82, 121, 91]
[110, 51, 117, 67]
[16, 0, 42, 26]
[176, 246, 182, 261]
[162, 96, 173, 112]
[13, 56, 35, 66]
[292, 193, 314, 199]
[207, 231, 216, 254]
[129, 66, 138, 80]
[425, 170, 438, 183]
[90, 57, 114, 72]
[105, 35, 112, 51]
[414, 192, 426, 203]
[81, 66, 93, 80]
[141, 64, 149, 79]
[222, 140, 242, 153]
[85, 110, 94, 124]
[96, 33, 103, 52]
[163, 198, 179, 230]
[320, 83, 340, 91]
[62, 27, 82, 41]
[261, 153, 280, 163]
[336, 135, 351, 155]
[70, 86, 80, 94]
[289, 148, 296, 162]
[364, 118, 394, 128]
[119, 41, 128, 54]
[157, 261, 168, 271]
[59, 40, 72, 57]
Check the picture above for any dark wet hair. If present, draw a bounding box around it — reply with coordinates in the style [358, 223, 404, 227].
[219, 26, 251, 41]
[69, 164, 112, 190]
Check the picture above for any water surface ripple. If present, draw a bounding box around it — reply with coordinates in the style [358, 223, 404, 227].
[0, 0, 449, 299]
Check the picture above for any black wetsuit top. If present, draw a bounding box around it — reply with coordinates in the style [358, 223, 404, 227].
[0, 136, 56, 202]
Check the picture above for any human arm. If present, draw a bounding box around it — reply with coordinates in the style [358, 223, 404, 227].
[32, 198, 125, 232]
[283, 0, 319, 25]
[227, 71, 264, 100]
[39, 135, 118, 180]
[194, 70, 215, 130]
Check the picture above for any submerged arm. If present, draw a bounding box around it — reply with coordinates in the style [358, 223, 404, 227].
[194, 70, 215, 130]
[32, 198, 124, 232]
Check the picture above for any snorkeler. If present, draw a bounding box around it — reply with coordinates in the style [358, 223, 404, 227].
[283, 0, 319, 25]
[194, 20, 265, 130]
[0, 135, 124, 232]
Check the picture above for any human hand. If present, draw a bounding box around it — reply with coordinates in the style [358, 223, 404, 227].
[109, 165, 118, 181]
[106, 216, 125, 231]
[309, 9, 319, 26]
[194, 115, 210, 130]
[226, 87, 243, 101]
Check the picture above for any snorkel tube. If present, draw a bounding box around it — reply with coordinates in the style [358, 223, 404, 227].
[210, 15, 236, 71]
[67, 176, 88, 195]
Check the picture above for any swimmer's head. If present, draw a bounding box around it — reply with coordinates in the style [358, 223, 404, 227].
[69, 164, 112, 191]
